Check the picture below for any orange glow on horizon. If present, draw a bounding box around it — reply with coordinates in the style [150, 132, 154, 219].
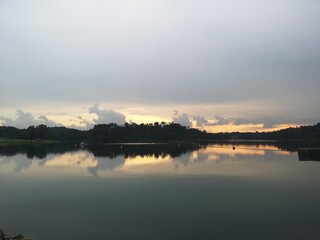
[203, 146, 265, 156]
[23, 107, 302, 134]
[204, 123, 301, 133]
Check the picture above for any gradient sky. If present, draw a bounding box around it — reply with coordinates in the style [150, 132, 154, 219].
[1, 0, 320, 132]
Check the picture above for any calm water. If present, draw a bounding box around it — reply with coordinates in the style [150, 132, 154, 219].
[1, 142, 320, 240]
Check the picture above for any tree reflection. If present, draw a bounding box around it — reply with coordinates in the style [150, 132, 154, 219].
[0, 143, 206, 159]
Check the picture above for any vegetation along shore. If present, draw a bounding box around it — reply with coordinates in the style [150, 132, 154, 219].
[0, 122, 319, 144]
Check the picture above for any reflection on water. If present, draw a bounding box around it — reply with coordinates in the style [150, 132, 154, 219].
[0, 143, 203, 160]
[0, 144, 204, 177]
[0, 143, 319, 179]
[0, 143, 296, 177]
[1, 142, 320, 240]
[298, 148, 320, 161]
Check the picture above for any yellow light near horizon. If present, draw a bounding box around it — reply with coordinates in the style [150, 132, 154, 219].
[26, 105, 302, 133]
[275, 151, 293, 156]
[124, 155, 171, 166]
[204, 123, 301, 133]
[126, 114, 169, 125]
[204, 146, 265, 156]
[267, 124, 301, 131]
[204, 124, 264, 133]
[45, 151, 97, 168]
[50, 112, 169, 127]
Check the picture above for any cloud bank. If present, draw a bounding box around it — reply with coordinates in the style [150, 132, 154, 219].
[192, 115, 310, 129]
[172, 111, 192, 127]
[89, 104, 126, 125]
[0, 107, 316, 132]
[0, 110, 62, 129]
[193, 116, 209, 126]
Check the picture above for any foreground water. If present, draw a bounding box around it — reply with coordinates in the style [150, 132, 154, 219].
[1, 142, 320, 240]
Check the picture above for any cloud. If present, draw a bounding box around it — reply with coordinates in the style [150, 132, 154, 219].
[212, 115, 230, 126]
[172, 111, 192, 127]
[198, 115, 310, 129]
[210, 116, 276, 128]
[75, 115, 93, 129]
[88, 104, 126, 126]
[0, 109, 62, 129]
[193, 115, 208, 126]
[38, 115, 63, 127]
[225, 117, 299, 128]
[206, 116, 273, 127]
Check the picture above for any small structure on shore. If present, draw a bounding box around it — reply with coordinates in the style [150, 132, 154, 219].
[298, 148, 320, 161]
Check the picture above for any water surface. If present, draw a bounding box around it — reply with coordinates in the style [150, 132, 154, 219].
[1, 143, 320, 239]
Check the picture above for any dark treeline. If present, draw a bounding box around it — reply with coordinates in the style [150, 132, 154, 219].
[0, 122, 320, 143]
[0, 122, 207, 143]
[0, 125, 87, 142]
[211, 123, 320, 141]
[89, 123, 208, 142]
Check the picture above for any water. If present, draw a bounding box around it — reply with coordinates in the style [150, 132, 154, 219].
[1, 142, 320, 240]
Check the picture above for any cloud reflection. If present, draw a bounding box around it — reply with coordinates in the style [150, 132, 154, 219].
[88, 156, 125, 177]
[0, 142, 304, 179]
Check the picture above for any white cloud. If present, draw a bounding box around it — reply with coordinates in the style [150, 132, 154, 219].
[88, 104, 126, 126]
[0, 109, 62, 129]
[193, 115, 208, 126]
[172, 111, 191, 127]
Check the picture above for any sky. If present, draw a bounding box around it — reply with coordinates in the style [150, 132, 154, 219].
[0, 0, 320, 132]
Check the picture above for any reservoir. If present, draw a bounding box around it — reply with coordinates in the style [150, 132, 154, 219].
[1, 142, 320, 240]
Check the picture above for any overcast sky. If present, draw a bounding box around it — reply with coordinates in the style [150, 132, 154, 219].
[1, 0, 319, 131]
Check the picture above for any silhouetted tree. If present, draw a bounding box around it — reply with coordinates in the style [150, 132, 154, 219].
[1, 122, 320, 143]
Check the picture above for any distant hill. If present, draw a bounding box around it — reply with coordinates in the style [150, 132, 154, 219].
[0, 122, 319, 143]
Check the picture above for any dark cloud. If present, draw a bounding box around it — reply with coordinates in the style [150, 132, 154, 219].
[193, 115, 208, 126]
[212, 116, 230, 126]
[227, 117, 305, 128]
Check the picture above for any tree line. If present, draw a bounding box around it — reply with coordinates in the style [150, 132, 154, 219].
[0, 122, 207, 142]
[0, 122, 319, 142]
[211, 123, 320, 141]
